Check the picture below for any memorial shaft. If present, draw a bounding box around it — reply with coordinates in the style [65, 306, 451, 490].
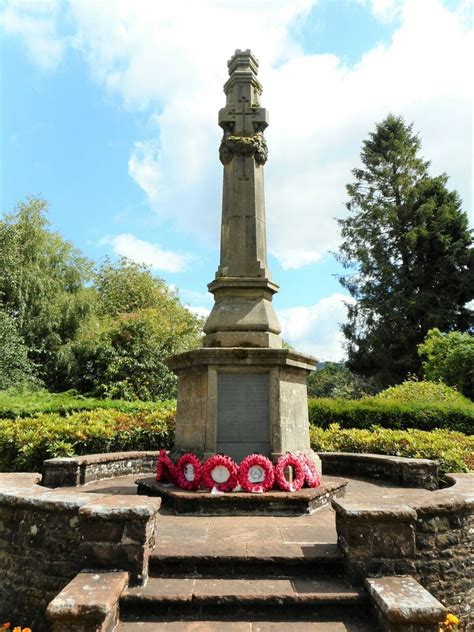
[203, 50, 282, 349]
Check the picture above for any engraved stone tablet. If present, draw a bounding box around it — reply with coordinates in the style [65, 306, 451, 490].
[217, 372, 270, 462]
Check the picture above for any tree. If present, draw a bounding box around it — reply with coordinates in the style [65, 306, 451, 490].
[0, 198, 93, 387]
[418, 328, 474, 400]
[0, 310, 41, 390]
[338, 114, 473, 387]
[66, 258, 203, 400]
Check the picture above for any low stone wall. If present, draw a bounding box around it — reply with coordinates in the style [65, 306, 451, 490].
[333, 474, 473, 625]
[319, 452, 439, 490]
[0, 472, 161, 631]
[42, 451, 160, 487]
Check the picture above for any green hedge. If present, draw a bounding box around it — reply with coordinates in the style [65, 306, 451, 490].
[310, 424, 474, 476]
[0, 389, 168, 419]
[308, 398, 474, 435]
[1, 407, 472, 476]
[0, 407, 175, 473]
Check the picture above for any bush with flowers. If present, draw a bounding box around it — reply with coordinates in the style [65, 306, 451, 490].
[439, 613, 461, 631]
[1, 623, 32, 632]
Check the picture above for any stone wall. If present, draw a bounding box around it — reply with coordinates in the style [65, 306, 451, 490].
[319, 452, 439, 491]
[333, 474, 473, 626]
[42, 451, 159, 488]
[0, 472, 160, 631]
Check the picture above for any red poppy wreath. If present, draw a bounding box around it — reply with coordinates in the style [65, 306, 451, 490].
[155, 449, 177, 484]
[298, 452, 321, 488]
[238, 453, 275, 493]
[176, 452, 202, 491]
[202, 454, 238, 492]
[274, 453, 305, 492]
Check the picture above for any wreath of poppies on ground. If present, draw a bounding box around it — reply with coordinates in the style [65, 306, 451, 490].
[274, 453, 305, 492]
[155, 449, 177, 484]
[175, 452, 202, 491]
[238, 453, 275, 493]
[201, 454, 239, 492]
[298, 453, 321, 488]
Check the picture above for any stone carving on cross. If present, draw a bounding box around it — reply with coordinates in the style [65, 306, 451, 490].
[219, 96, 268, 137]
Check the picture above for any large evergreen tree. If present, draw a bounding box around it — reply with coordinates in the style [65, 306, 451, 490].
[338, 114, 473, 387]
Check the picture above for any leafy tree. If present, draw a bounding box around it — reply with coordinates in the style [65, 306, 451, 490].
[0, 310, 41, 390]
[0, 198, 93, 387]
[338, 115, 473, 387]
[66, 259, 203, 400]
[307, 362, 376, 399]
[418, 328, 474, 400]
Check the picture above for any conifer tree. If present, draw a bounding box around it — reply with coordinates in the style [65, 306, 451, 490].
[338, 114, 473, 387]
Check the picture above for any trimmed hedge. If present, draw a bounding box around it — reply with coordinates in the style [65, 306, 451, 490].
[0, 407, 175, 473]
[310, 424, 474, 476]
[308, 397, 474, 435]
[0, 388, 168, 419]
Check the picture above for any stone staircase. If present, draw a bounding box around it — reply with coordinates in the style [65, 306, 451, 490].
[117, 543, 378, 630]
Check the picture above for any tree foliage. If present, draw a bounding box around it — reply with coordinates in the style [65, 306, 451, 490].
[1, 199, 203, 400]
[338, 115, 473, 387]
[418, 328, 474, 400]
[307, 362, 377, 399]
[0, 198, 93, 387]
[0, 311, 41, 390]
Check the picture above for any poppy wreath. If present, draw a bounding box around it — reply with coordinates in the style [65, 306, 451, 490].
[155, 449, 177, 484]
[201, 454, 239, 492]
[176, 452, 202, 491]
[298, 453, 321, 488]
[274, 453, 305, 492]
[238, 453, 275, 493]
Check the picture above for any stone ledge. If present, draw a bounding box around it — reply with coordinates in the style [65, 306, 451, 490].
[137, 477, 347, 515]
[46, 570, 128, 630]
[167, 346, 316, 372]
[319, 452, 439, 490]
[42, 451, 160, 488]
[366, 575, 446, 624]
[79, 494, 161, 519]
[332, 499, 417, 522]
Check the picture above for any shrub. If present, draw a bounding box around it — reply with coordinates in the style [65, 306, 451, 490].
[310, 424, 474, 475]
[418, 328, 474, 400]
[307, 362, 377, 399]
[0, 406, 175, 472]
[375, 378, 470, 405]
[308, 397, 474, 435]
[0, 388, 167, 420]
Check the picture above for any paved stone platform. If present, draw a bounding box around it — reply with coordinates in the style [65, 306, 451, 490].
[79, 474, 435, 559]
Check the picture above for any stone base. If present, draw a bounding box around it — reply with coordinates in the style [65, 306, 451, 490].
[167, 347, 317, 465]
[136, 477, 347, 516]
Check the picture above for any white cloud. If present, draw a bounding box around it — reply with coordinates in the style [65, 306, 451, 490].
[278, 293, 356, 361]
[128, 141, 161, 202]
[0, 0, 65, 71]
[103, 233, 191, 273]
[2, 0, 472, 268]
[188, 305, 211, 319]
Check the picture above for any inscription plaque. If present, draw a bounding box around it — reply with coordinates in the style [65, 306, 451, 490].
[217, 372, 270, 462]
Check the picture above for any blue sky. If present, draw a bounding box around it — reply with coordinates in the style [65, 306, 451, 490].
[1, 0, 472, 360]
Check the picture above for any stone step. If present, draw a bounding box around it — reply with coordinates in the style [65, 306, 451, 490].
[149, 543, 344, 578]
[120, 577, 369, 621]
[117, 619, 378, 631]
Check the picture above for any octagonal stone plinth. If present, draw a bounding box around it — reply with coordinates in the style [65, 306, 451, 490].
[167, 347, 319, 472]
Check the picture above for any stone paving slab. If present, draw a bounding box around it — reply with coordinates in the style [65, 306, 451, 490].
[117, 621, 374, 631]
[123, 577, 365, 603]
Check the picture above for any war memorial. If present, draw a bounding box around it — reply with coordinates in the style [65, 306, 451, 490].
[0, 51, 472, 632]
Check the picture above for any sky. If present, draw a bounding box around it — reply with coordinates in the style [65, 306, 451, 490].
[0, 0, 472, 361]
